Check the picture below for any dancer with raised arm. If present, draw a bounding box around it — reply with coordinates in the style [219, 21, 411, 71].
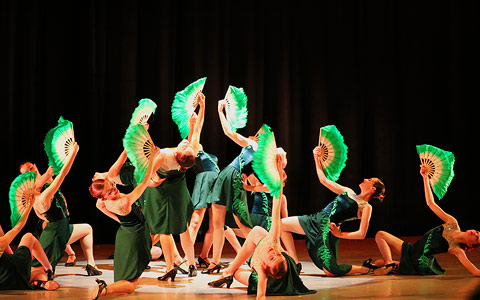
[370, 145, 480, 276]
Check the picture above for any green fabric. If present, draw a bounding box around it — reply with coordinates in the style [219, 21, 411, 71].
[43, 116, 74, 175]
[8, 172, 36, 227]
[225, 85, 248, 132]
[318, 125, 348, 182]
[191, 171, 217, 209]
[247, 252, 315, 296]
[399, 225, 449, 275]
[123, 124, 154, 184]
[137, 175, 193, 234]
[0, 246, 33, 290]
[130, 98, 157, 126]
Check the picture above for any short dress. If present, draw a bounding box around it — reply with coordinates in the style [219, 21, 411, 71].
[298, 192, 363, 276]
[191, 151, 220, 210]
[398, 223, 453, 275]
[249, 192, 272, 231]
[113, 204, 152, 282]
[0, 246, 34, 290]
[31, 185, 74, 270]
[208, 146, 255, 228]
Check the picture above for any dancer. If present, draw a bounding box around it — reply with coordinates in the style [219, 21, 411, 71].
[19, 158, 102, 276]
[370, 165, 480, 276]
[205, 100, 260, 273]
[280, 146, 385, 276]
[1, 185, 59, 290]
[208, 153, 315, 299]
[88, 145, 160, 299]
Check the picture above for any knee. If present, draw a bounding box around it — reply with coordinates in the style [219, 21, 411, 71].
[19, 232, 36, 247]
[375, 231, 386, 241]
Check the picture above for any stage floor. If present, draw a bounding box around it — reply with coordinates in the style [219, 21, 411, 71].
[2, 237, 480, 300]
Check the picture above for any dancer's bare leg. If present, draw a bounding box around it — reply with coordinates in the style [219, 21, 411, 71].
[91, 277, 139, 299]
[159, 234, 175, 272]
[189, 208, 206, 244]
[211, 203, 226, 267]
[68, 224, 96, 266]
[375, 231, 404, 264]
[224, 226, 242, 253]
[280, 216, 305, 263]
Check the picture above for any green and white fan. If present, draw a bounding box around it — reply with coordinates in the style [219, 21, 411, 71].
[43, 116, 75, 175]
[224, 85, 248, 132]
[171, 77, 207, 139]
[252, 124, 282, 198]
[317, 125, 348, 182]
[123, 124, 156, 183]
[9, 172, 36, 227]
[130, 98, 157, 126]
[416, 144, 455, 200]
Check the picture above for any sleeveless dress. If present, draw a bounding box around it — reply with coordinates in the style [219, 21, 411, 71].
[398, 223, 452, 275]
[31, 185, 74, 270]
[0, 246, 33, 290]
[250, 192, 272, 231]
[298, 192, 361, 276]
[113, 204, 152, 281]
[136, 168, 193, 235]
[208, 146, 255, 228]
[191, 151, 220, 210]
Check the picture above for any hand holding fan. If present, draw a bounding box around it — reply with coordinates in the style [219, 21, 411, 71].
[43, 116, 75, 175]
[252, 124, 282, 198]
[223, 85, 248, 132]
[317, 125, 348, 182]
[130, 98, 157, 126]
[9, 172, 36, 227]
[416, 144, 455, 200]
[123, 124, 156, 184]
[171, 77, 207, 139]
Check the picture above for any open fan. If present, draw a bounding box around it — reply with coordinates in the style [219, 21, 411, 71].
[123, 124, 156, 183]
[171, 77, 207, 139]
[43, 116, 75, 175]
[224, 85, 248, 132]
[317, 125, 348, 182]
[252, 124, 282, 198]
[416, 144, 455, 200]
[130, 98, 157, 126]
[9, 172, 36, 227]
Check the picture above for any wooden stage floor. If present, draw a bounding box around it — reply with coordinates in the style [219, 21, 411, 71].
[2, 237, 480, 300]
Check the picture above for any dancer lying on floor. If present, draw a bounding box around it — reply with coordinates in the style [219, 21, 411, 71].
[369, 165, 480, 276]
[208, 153, 315, 300]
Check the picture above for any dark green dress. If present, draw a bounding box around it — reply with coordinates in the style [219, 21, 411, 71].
[191, 151, 219, 210]
[0, 246, 34, 290]
[247, 252, 316, 296]
[398, 224, 450, 275]
[250, 192, 272, 231]
[208, 146, 255, 228]
[298, 192, 360, 276]
[32, 185, 73, 270]
[113, 204, 152, 282]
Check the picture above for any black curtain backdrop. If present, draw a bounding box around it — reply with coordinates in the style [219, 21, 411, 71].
[1, 1, 477, 244]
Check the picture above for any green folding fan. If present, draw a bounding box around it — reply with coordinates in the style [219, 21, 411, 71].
[252, 124, 282, 198]
[123, 124, 156, 184]
[43, 116, 75, 175]
[416, 144, 455, 200]
[224, 85, 248, 132]
[9, 172, 36, 227]
[130, 98, 157, 126]
[171, 77, 207, 139]
[317, 125, 348, 182]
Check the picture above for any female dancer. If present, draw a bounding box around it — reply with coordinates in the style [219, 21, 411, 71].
[88, 145, 160, 299]
[204, 100, 258, 273]
[280, 146, 385, 276]
[1, 188, 59, 290]
[370, 165, 480, 276]
[19, 159, 101, 276]
[208, 154, 315, 300]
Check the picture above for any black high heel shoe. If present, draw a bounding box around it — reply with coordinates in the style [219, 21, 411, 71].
[362, 258, 379, 270]
[158, 269, 177, 281]
[201, 262, 221, 274]
[188, 265, 197, 277]
[86, 264, 103, 276]
[44, 268, 54, 281]
[208, 275, 233, 288]
[373, 262, 398, 276]
[65, 254, 76, 267]
[175, 263, 188, 274]
[93, 278, 107, 300]
[197, 257, 210, 268]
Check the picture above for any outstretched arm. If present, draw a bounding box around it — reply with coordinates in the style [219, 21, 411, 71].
[0, 196, 35, 248]
[329, 204, 372, 240]
[269, 154, 285, 240]
[190, 93, 205, 153]
[313, 146, 352, 195]
[420, 166, 456, 223]
[452, 249, 480, 276]
[218, 100, 257, 149]
[35, 166, 54, 191]
[108, 149, 128, 179]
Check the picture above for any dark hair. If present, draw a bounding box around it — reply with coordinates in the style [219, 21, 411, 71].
[460, 243, 480, 252]
[18, 161, 31, 173]
[370, 178, 386, 204]
[89, 179, 106, 199]
[267, 256, 288, 279]
[175, 152, 196, 170]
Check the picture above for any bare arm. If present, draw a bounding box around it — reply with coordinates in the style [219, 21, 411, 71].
[242, 174, 269, 193]
[452, 249, 480, 276]
[256, 271, 268, 300]
[0, 197, 35, 247]
[190, 93, 205, 153]
[420, 166, 456, 223]
[108, 149, 129, 179]
[35, 166, 54, 191]
[218, 100, 257, 149]
[329, 204, 372, 240]
[313, 146, 352, 195]
[269, 154, 285, 240]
